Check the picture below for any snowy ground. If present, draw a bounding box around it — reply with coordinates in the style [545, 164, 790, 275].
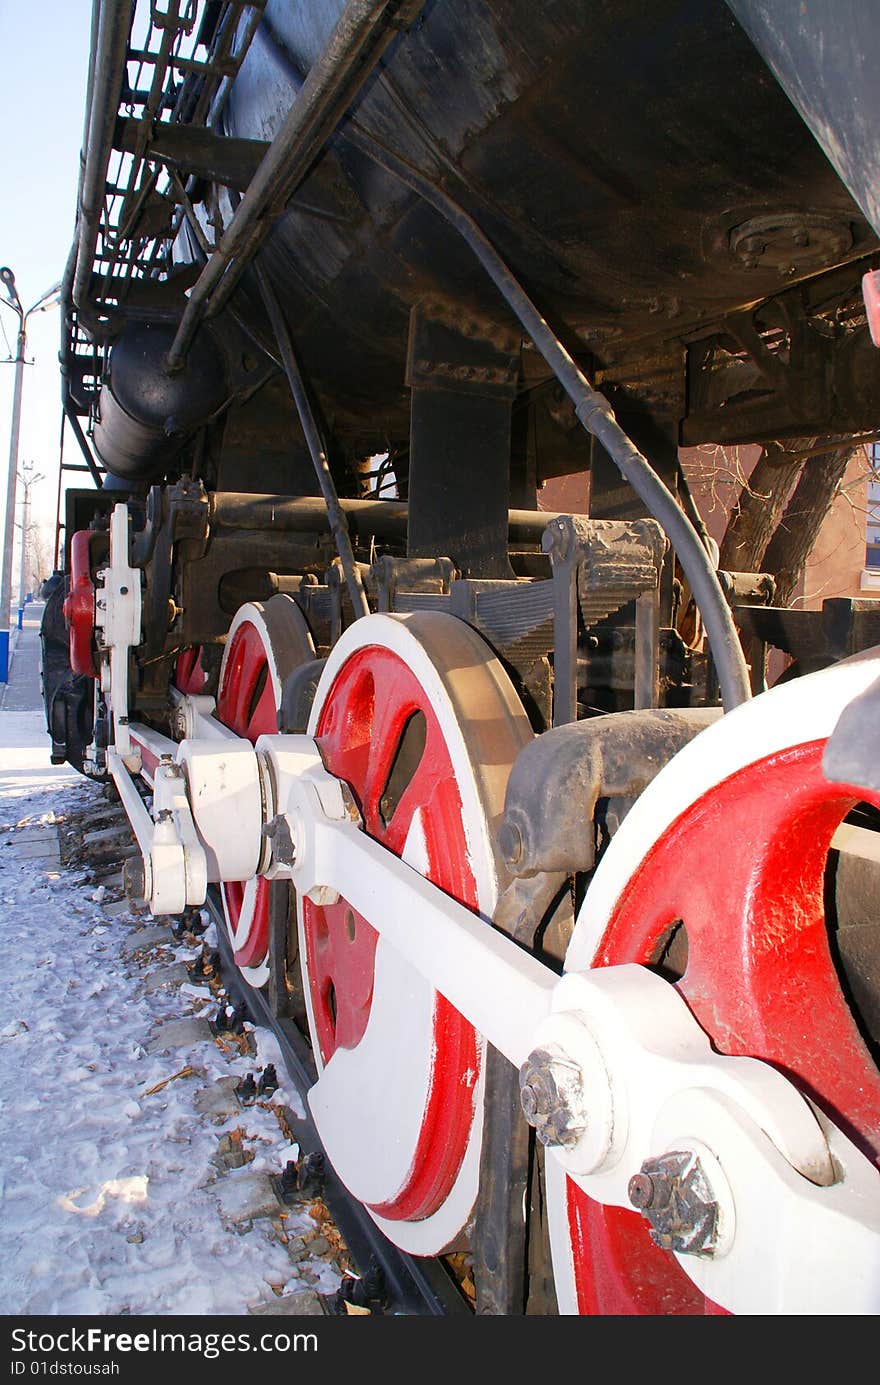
[0, 700, 343, 1316]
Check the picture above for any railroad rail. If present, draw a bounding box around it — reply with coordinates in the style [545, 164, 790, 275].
[208, 887, 473, 1317]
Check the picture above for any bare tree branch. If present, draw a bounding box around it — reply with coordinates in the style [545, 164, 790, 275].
[718, 438, 812, 573]
[762, 444, 857, 606]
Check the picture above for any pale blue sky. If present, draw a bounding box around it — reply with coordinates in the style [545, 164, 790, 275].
[0, 0, 94, 551]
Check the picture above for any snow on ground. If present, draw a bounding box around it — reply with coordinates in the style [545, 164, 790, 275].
[0, 707, 341, 1316]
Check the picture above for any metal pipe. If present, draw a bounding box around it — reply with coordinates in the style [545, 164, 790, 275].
[198, 1, 265, 129]
[72, 0, 134, 313]
[76, 0, 103, 232]
[210, 490, 580, 546]
[164, 0, 414, 371]
[346, 126, 752, 712]
[65, 0, 103, 314]
[212, 491, 407, 539]
[254, 263, 370, 620]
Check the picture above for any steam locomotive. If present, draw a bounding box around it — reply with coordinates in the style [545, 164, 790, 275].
[41, 0, 880, 1313]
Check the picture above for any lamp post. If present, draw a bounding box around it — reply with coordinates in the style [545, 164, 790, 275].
[0, 268, 61, 682]
[16, 461, 44, 626]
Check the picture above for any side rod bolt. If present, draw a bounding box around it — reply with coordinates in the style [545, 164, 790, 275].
[627, 1151, 722, 1258]
[518, 1044, 588, 1148]
[627, 1172, 655, 1210]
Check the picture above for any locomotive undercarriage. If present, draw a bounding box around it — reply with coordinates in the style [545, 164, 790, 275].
[43, 467, 880, 1314]
[43, 0, 880, 1315]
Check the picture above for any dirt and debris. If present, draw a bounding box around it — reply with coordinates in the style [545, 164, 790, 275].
[141, 1064, 201, 1097]
[2, 766, 349, 1315]
[445, 1253, 477, 1308]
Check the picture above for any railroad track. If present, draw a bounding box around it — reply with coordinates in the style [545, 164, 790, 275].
[66, 789, 470, 1317]
[206, 887, 472, 1318]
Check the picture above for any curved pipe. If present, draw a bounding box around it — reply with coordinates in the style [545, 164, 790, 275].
[345, 126, 751, 711]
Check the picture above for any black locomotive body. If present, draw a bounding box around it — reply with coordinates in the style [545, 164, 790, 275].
[42, 0, 880, 1315]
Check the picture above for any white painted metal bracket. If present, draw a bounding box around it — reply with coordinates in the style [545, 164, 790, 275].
[94, 503, 142, 764]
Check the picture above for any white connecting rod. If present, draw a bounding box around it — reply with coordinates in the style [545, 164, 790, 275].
[109, 716, 880, 1314]
[259, 734, 558, 1069]
[253, 734, 880, 1314]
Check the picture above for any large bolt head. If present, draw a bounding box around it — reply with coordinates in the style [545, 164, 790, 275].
[627, 1150, 721, 1258]
[518, 1044, 588, 1148]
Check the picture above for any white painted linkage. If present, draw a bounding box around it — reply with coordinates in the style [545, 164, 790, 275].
[103, 710, 880, 1314]
[94, 504, 142, 763]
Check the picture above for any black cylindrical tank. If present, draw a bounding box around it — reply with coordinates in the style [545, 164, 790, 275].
[93, 321, 227, 481]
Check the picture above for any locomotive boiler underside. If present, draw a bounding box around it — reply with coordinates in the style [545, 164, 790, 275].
[71, 0, 880, 492]
[214, 0, 880, 452]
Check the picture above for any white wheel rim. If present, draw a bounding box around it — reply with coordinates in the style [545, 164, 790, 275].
[216, 596, 314, 985]
[301, 612, 531, 1255]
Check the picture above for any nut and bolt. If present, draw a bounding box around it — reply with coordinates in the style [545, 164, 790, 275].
[626, 1172, 655, 1209]
[518, 1044, 588, 1148]
[237, 1073, 258, 1105]
[626, 1150, 721, 1258]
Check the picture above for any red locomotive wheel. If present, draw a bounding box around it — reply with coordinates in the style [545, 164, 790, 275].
[215, 597, 315, 986]
[173, 645, 208, 695]
[551, 657, 880, 1315]
[300, 613, 531, 1255]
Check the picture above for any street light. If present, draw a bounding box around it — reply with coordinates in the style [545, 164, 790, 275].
[0, 267, 61, 682]
[16, 461, 44, 626]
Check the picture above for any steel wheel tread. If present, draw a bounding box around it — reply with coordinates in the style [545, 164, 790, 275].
[300, 611, 532, 1255]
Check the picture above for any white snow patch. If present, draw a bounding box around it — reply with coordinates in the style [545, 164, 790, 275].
[58, 1176, 149, 1217]
[0, 709, 338, 1315]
